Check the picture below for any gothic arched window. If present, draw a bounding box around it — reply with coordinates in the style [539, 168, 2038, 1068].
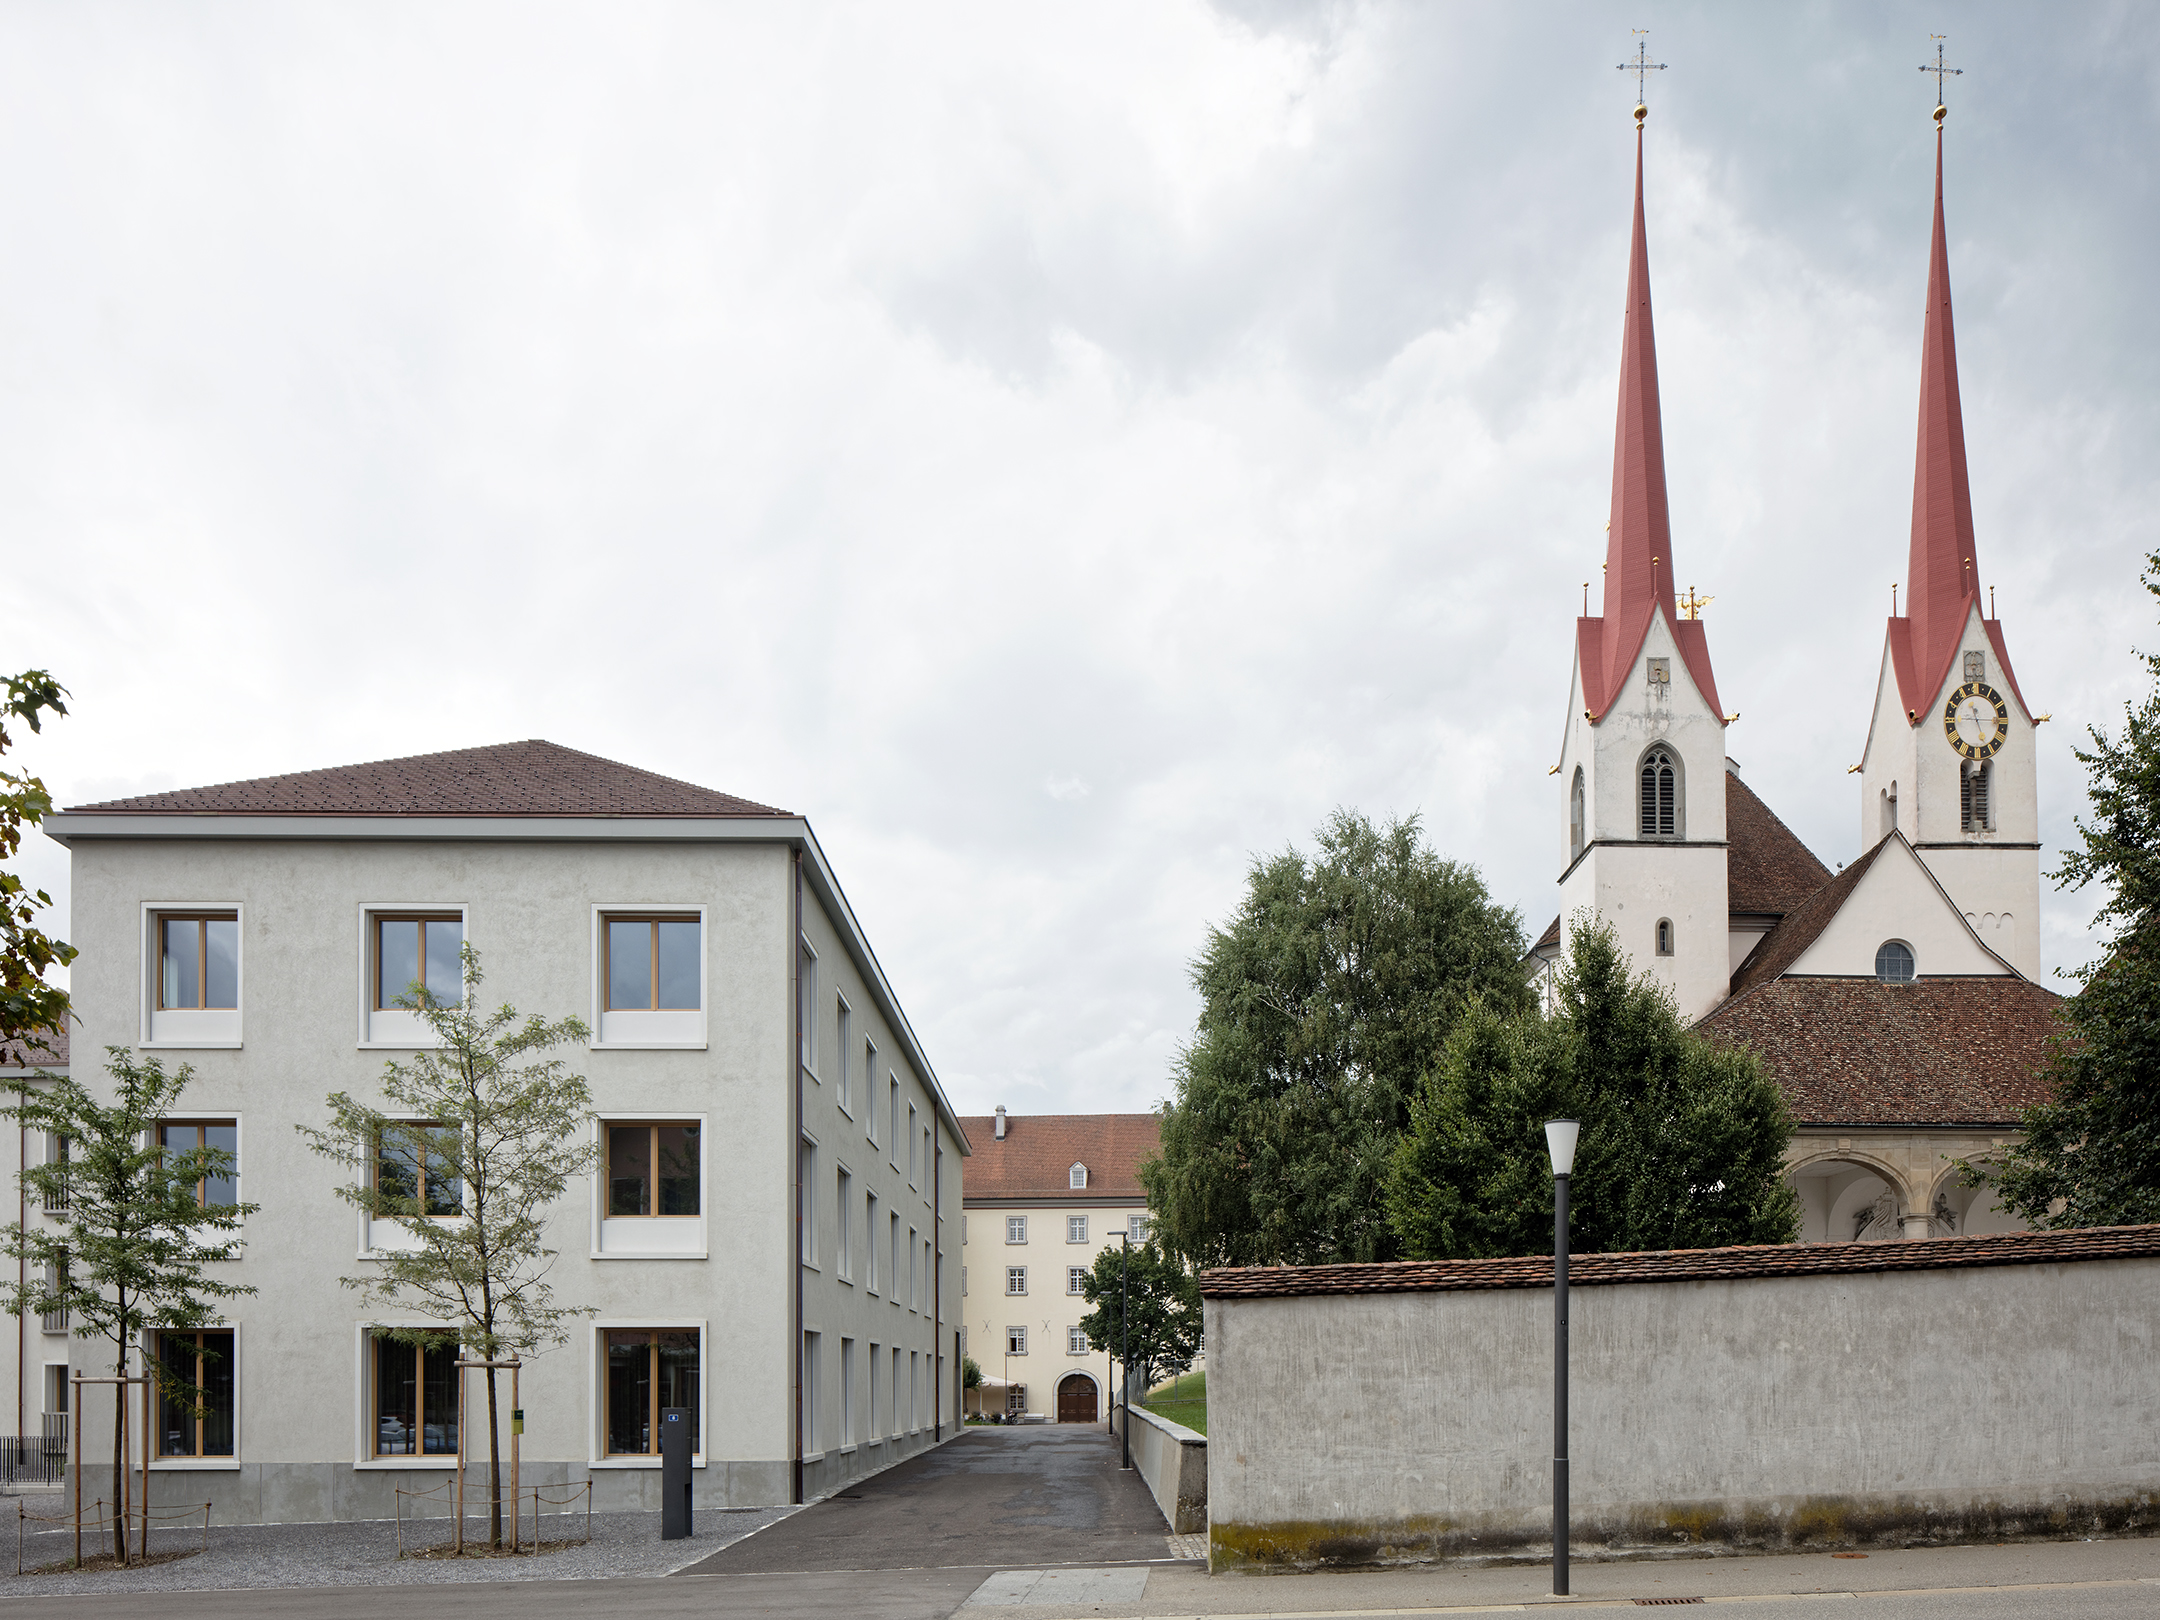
[1875, 940, 1916, 983]
[1638, 746, 1679, 838]
[1961, 759, 1992, 832]
[1569, 767, 1585, 861]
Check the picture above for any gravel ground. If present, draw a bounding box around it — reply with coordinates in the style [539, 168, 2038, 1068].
[0, 1498, 797, 1598]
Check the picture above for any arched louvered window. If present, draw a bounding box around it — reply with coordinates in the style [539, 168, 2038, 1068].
[1961, 759, 1991, 832]
[1638, 746, 1679, 838]
[1569, 768, 1586, 861]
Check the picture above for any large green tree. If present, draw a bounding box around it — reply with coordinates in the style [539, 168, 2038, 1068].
[1387, 920, 1800, 1258]
[1965, 550, 2160, 1227]
[1076, 1240, 1202, 1401]
[1142, 810, 1532, 1268]
[0, 670, 74, 1051]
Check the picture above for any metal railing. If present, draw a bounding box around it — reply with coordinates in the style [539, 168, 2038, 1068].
[39, 1304, 66, 1334]
[0, 1419, 68, 1488]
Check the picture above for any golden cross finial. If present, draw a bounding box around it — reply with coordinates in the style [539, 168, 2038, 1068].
[1921, 35, 1962, 121]
[1618, 30, 1667, 123]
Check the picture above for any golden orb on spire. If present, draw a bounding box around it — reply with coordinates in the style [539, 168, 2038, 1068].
[1933, 102, 1947, 126]
[1634, 102, 1648, 127]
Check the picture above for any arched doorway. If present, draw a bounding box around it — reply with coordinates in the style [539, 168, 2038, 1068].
[1056, 1372, 1098, 1424]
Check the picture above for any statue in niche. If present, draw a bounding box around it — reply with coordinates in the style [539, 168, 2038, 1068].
[1852, 1190, 1899, 1242]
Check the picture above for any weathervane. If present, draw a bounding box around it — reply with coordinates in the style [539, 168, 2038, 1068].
[1617, 30, 1667, 125]
[1920, 34, 1962, 124]
[1680, 587, 1713, 622]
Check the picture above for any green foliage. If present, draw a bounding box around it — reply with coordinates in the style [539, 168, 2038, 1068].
[297, 945, 595, 1544]
[962, 1355, 982, 1390]
[0, 1049, 258, 1558]
[1966, 551, 2160, 1228]
[1077, 1240, 1202, 1398]
[0, 670, 75, 1051]
[1142, 810, 1532, 1267]
[1387, 919, 1801, 1258]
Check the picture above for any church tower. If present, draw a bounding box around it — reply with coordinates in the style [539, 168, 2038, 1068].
[1556, 112, 1731, 1020]
[1857, 110, 2042, 978]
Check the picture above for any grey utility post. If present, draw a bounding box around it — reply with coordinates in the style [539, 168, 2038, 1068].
[660, 1407, 693, 1540]
[1545, 1119, 1579, 1597]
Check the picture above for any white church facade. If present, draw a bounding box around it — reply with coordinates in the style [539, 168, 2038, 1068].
[1531, 108, 2056, 1244]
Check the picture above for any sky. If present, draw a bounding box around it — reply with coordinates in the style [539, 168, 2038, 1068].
[5, 2, 2156, 1119]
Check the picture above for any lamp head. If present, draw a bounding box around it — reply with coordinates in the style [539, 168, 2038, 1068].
[1545, 1119, 1580, 1177]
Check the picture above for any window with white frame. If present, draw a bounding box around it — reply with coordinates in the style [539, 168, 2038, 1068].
[835, 1167, 853, 1281]
[1067, 1327, 1088, 1356]
[890, 1347, 902, 1437]
[1066, 1216, 1087, 1243]
[375, 1122, 462, 1216]
[1126, 1215, 1150, 1243]
[1005, 1266, 1026, 1296]
[147, 908, 241, 1045]
[157, 1121, 239, 1209]
[841, 1337, 856, 1447]
[607, 1122, 700, 1216]
[1006, 1325, 1027, 1356]
[370, 1330, 458, 1459]
[864, 1042, 879, 1141]
[866, 1191, 881, 1293]
[1006, 1216, 1027, 1244]
[907, 1103, 919, 1185]
[373, 915, 464, 1010]
[155, 1328, 235, 1458]
[1066, 1266, 1086, 1295]
[1068, 1162, 1087, 1190]
[908, 1226, 919, 1309]
[889, 1213, 901, 1305]
[799, 1139, 817, 1265]
[888, 1078, 899, 1166]
[836, 996, 852, 1113]
[798, 940, 818, 1072]
[596, 911, 704, 1046]
[868, 1340, 881, 1437]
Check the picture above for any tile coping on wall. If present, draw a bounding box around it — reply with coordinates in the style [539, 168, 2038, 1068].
[1197, 1223, 2160, 1298]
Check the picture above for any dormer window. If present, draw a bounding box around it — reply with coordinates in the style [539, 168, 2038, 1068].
[1068, 1163, 1087, 1190]
[1638, 747, 1679, 838]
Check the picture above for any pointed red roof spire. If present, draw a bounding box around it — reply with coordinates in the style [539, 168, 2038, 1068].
[1903, 121, 1981, 709]
[1580, 121, 1720, 722]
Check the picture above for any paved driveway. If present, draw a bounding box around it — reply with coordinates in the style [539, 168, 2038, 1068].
[676, 1424, 1173, 1579]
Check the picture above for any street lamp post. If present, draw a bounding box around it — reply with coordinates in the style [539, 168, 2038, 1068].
[1545, 1118, 1579, 1597]
[1118, 1230, 1132, 1472]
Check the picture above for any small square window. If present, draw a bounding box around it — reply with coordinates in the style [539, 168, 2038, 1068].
[1006, 1325, 1027, 1356]
[606, 918, 701, 1011]
[607, 1123, 701, 1216]
[157, 1121, 239, 1209]
[1005, 1266, 1027, 1296]
[1067, 1265, 1086, 1296]
[1006, 1216, 1027, 1244]
[374, 915, 464, 1010]
[376, 1122, 462, 1216]
[157, 915, 239, 1011]
[1066, 1216, 1088, 1243]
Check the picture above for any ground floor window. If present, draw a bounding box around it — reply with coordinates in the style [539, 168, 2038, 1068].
[605, 1328, 699, 1456]
[155, 1329, 235, 1458]
[372, 1333, 458, 1457]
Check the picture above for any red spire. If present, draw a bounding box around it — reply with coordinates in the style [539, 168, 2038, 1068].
[1902, 126, 1981, 708]
[1581, 125, 1720, 722]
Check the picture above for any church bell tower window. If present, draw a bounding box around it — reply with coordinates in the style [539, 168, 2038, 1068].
[1638, 747, 1679, 839]
[1961, 758, 1992, 831]
[1569, 768, 1585, 861]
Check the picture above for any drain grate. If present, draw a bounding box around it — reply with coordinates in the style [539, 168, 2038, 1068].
[1633, 1600, 1705, 1607]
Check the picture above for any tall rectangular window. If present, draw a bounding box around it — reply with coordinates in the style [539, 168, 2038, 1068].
[1067, 1266, 1086, 1296]
[1067, 1327, 1089, 1356]
[155, 1329, 235, 1458]
[374, 915, 463, 1009]
[798, 942, 818, 1071]
[865, 1044, 880, 1142]
[606, 918, 701, 1011]
[605, 1328, 700, 1456]
[157, 1121, 238, 1208]
[1005, 1266, 1027, 1296]
[835, 1168, 853, 1280]
[1006, 1216, 1027, 1244]
[1067, 1216, 1087, 1243]
[607, 1123, 701, 1216]
[158, 916, 239, 1010]
[866, 1192, 881, 1293]
[890, 1213, 901, 1303]
[835, 997, 852, 1112]
[1006, 1325, 1027, 1356]
[840, 1338, 856, 1447]
[376, 1122, 461, 1215]
[868, 1340, 881, 1438]
[889, 1079, 899, 1166]
[908, 1226, 919, 1309]
[909, 1351, 918, 1432]
[799, 1140, 817, 1264]
[803, 1332, 821, 1454]
[907, 1104, 919, 1185]
[372, 1333, 458, 1458]
[891, 1348, 902, 1438]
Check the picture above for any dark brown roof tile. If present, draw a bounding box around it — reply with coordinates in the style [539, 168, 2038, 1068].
[958, 1113, 1159, 1202]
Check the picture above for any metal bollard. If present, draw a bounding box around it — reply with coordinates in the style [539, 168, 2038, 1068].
[659, 1408, 692, 1541]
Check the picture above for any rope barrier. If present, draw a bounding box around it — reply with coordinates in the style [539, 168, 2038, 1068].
[17, 1497, 210, 1574]
[394, 1478, 592, 1558]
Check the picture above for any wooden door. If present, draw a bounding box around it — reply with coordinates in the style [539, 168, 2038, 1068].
[1056, 1373, 1096, 1424]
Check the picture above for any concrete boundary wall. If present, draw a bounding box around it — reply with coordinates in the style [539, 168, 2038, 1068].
[1201, 1226, 2160, 1573]
[1111, 1403, 1207, 1534]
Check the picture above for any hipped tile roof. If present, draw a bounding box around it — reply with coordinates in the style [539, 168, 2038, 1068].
[1199, 1223, 2160, 1298]
[1725, 838, 1889, 998]
[958, 1113, 1159, 1202]
[1700, 974, 2061, 1126]
[67, 740, 790, 819]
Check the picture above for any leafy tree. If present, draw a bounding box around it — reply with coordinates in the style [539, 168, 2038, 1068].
[1, 1052, 257, 1562]
[1076, 1240, 1202, 1401]
[1965, 550, 2160, 1227]
[1387, 919, 1800, 1258]
[1142, 810, 1532, 1268]
[1, 670, 74, 1050]
[298, 946, 595, 1548]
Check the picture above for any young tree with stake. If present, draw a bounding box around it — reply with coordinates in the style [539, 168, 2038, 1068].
[299, 945, 595, 1549]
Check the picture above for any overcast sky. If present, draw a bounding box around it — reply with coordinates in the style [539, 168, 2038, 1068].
[6, 2, 2156, 1118]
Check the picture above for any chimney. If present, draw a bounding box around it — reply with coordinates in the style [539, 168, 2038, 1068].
[994, 1106, 1007, 1140]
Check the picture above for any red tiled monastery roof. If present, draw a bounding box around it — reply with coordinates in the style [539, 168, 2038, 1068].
[958, 1113, 1159, 1203]
[66, 740, 790, 820]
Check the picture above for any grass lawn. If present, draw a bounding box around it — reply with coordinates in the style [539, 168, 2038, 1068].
[1143, 1370, 1207, 1435]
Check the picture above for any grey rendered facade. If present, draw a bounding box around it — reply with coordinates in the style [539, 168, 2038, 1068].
[40, 743, 967, 1523]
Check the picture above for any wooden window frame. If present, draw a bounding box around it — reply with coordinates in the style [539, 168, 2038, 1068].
[602, 1327, 701, 1458]
[369, 1331, 460, 1459]
[372, 913, 465, 1012]
[603, 916, 703, 1013]
[155, 914, 239, 1011]
[604, 1121, 702, 1218]
[154, 1328, 235, 1460]
[374, 1121, 462, 1217]
[156, 1119, 239, 1209]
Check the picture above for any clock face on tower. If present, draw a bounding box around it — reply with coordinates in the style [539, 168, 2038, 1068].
[1943, 682, 2010, 760]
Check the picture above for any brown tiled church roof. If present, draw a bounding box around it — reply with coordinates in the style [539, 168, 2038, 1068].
[1725, 771, 1832, 915]
[1700, 974, 2062, 1126]
[958, 1113, 1159, 1203]
[66, 740, 790, 820]
[1199, 1224, 2159, 1298]
[1725, 837, 1890, 998]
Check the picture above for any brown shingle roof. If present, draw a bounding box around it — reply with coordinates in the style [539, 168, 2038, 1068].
[958, 1113, 1159, 1203]
[1724, 837, 1889, 998]
[1725, 771, 1832, 916]
[1199, 1223, 2160, 1298]
[0, 1027, 68, 1069]
[1700, 974, 2062, 1125]
[66, 740, 790, 819]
